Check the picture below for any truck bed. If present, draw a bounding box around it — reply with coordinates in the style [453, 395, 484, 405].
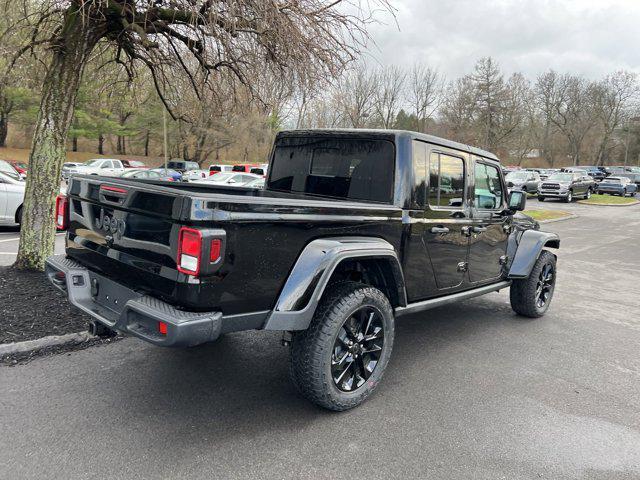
[64, 176, 403, 315]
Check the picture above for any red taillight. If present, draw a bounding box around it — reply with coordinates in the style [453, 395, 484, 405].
[177, 227, 202, 275]
[55, 195, 68, 230]
[210, 239, 222, 262]
[158, 321, 168, 335]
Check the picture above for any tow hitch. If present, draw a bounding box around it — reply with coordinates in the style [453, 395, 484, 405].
[88, 321, 117, 338]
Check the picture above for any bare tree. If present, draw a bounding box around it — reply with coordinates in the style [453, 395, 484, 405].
[440, 76, 477, 144]
[373, 65, 406, 128]
[7, 0, 391, 270]
[538, 73, 597, 165]
[407, 63, 443, 133]
[337, 64, 377, 128]
[590, 71, 639, 165]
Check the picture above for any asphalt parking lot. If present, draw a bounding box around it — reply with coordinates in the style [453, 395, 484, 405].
[1, 199, 639, 480]
[0, 228, 65, 266]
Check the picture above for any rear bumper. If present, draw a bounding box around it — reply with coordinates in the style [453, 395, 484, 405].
[45, 255, 223, 347]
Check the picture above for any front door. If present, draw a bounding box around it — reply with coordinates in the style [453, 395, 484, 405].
[468, 159, 509, 283]
[423, 151, 471, 290]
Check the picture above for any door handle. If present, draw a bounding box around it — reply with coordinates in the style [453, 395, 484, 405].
[472, 226, 487, 233]
[430, 226, 450, 234]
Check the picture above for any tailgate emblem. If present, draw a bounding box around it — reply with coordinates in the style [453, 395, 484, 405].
[95, 209, 126, 239]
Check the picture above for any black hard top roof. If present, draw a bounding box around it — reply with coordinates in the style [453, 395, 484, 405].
[277, 128, 499, 162]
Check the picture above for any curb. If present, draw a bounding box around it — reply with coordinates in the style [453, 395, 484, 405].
[538, 213, 579, 224]
[0, 331, 94, 357]
[577, 199, 639, 207]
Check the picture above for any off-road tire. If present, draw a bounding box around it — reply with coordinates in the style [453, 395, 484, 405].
[289, 281, 395, 411]
[510, 250, 557, 318]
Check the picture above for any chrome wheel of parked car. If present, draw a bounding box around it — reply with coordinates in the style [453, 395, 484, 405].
[535, 263, 555, 309]
[564, 191, 573, 203]
[331, 306, 385, 392]
[585, 189, 592, 199]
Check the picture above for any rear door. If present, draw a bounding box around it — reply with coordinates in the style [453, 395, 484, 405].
[423, 149, 472, 291]
[468, 159, 509, 284]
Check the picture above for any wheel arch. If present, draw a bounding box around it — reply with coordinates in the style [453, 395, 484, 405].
[508, 230, 560, 279]
[263, 237, 406, 331]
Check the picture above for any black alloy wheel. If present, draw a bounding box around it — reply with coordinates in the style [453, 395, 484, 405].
[331, 306, 384, 392]
[510, 250, 557, 318]
[535, 263, 555, 309]
[289, 281, 395, 411]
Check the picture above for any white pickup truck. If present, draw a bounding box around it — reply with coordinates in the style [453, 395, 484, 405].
[65, 159, 126, 177]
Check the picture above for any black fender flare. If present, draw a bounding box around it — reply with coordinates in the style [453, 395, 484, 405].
[263, 237, 406, 331]
[508, 230, 560, 279]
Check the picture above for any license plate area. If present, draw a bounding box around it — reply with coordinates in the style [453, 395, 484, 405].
[88, 271, 141, 315]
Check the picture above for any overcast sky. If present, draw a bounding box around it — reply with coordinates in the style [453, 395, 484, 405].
[363, 0, 640, 80]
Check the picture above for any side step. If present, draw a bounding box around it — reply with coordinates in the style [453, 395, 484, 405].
[395, 281, 511, 317]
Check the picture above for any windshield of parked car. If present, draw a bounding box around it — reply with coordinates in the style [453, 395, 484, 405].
[84, 159, 104, 167]
[0, 160, 21, 181]
[546, 173, 573, 182]
[268, 136, 395, 203]
[210, 173, 235, 182]
[506, 172, 528, 181]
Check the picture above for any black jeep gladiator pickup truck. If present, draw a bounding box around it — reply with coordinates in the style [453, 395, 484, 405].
[47, 129, 560, 411]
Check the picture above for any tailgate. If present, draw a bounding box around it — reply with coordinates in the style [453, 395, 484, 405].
[65, 177, 194, 305]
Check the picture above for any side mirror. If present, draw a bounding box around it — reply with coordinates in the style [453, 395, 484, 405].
[507, 190, 526, 212]
[227, 179, 236, 184]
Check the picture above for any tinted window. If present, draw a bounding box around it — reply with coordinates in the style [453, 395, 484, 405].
[429, 153, 465, 208]
[412, 141, 428, 207]
[232, 165, 245, 172]
[474, 162, 503, 209]
[268, 136, 395, 203]
[210, 166, 221, 172]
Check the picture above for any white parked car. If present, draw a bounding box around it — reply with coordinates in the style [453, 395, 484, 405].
[182, 169, 209, 182]
[65, 158, 126, 177]
[0, 169, 25, 225]
[192, 172, 262, 187]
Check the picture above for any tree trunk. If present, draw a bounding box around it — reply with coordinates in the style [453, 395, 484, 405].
[0, 113, 8, 148]
[72, 136, 78, 152]
[144, 131, 150, 157]
[15, 8, 102, 271]
[98, 134, 104, 154]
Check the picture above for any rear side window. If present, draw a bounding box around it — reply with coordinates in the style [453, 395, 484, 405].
[232, 165, 245, 172]
[429, 153, 465, 208]
[268, 136, 395, 203]
[210, 166, 221, 172]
